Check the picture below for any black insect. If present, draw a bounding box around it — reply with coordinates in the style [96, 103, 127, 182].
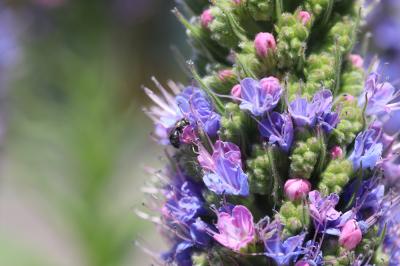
[169, 118, 190, 148]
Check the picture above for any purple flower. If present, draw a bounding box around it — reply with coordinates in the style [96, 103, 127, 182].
[198, 141, 248, 196]
[383, 154, 400, 187]
[197, 140, 242, 172]
[383, 205, 400, 266]
[349, 129, 383, 170]
[295, 240, 323, 266]
[162, 219, 211, 266]
[263, 222, 305, 265]
[203, 156, 249, 196]
[358, 73, 398, 117]
[176, 86, 221, 136]
[210, 205, 255, 251]
[289, 89, 339, 132]
[163, 181, 205, 223]
[239, 77, 282, 116]
[144, 81, 184, 145]
[308, 190, 341, 229]
[259, 112, 294, 152]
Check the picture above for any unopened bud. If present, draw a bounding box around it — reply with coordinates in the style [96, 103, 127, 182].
[349, 54, 364, 69]
[284, 178, 311, 201]
[330, 146, 343, 159]
[200, 9, 213, 28]
[339, 219, 362, 250]
[231, 84, 242, 99]
[298, 11, 311, 25]
[254, 32, 276, 58]
[218, 69, 235, 82]
[260, 76, 280, 94]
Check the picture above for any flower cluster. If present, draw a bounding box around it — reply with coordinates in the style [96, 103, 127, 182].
[140, 1, 400, 265]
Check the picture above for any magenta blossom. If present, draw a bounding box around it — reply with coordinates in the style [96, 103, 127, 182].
[211, 205, 255, 252]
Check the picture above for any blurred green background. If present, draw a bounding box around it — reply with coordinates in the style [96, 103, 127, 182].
[0, 0, 188, 265]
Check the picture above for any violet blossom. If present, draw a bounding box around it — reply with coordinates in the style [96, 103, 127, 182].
[308, 190, 341, 230]
[263, 222, 306, 265]
[239, 77, 282, 116]
[259, 112, 293, 152]
[176, 86, 221, 137]
[349, 129, 383, 170]
[289, 89, 339, 133]
[198, 141, 248, 196]
[358, 72, 398, 117]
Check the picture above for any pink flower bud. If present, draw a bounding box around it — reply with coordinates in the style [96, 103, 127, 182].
[200, 9, 213, 28]
[284, 178, 311, 201]
[330, 146, 343, 159]
[298, 11, 311, 25]
[232, 0, 243, 5]
[180, 125, 196, 144]
[254, 32, 276, 58]
[231, 84, 242, 99]
[260, 76, 281, 94]
[344, 94, 355, 102]
[349, 54, 364, 69]
[339, 219, 362, 250]
[218, 69, 235, 82]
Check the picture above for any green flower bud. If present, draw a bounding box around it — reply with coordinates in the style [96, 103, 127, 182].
[340, 59, 365, 96]
[332, 96, 363, 146]
[277, 201, 309, 237]
[209, 5, 245, 49]
[247, 145, 273, 195]
[203, 69, 238, 94]
[318, 159, 353, 195]
[245, 0, 274, 21]
[220, 102, 256, 145]
[290, 136, 321, 179]
[304, 0, 331, 18]
[326, 15, 357, 55]
[276, 12, 311, 69]
[304, 52, 336, 97]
